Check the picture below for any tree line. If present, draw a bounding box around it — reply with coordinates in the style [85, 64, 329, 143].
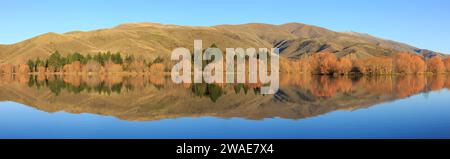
[3, 50, 449, 75]
[283, 52, 450, 75]
[25, 51, 165, 73]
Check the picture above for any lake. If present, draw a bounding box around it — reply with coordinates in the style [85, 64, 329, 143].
[0, 74, 449, 139]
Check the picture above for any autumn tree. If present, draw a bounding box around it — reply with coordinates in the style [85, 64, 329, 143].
[298, 59, 311, 74]
[356, 56, 393, 75]
[309, 52, 337, 75]
[394, 52, 412, 74]
[427, 56, 445, 74]
[411, 55, 426, 73]
[83, 60, 102, 72]
[443, 58, 450, 73]
[279, 58, 292, 73]
[394, 52, 426, 74]
[335, 57, 353, 74]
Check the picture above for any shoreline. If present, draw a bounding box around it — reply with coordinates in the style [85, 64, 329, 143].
[1, 72, 449, 76]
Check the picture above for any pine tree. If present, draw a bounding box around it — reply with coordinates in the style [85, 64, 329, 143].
[27, 59, 35, 72]
[111, 52, 123, 64]
[48, 51, 63, 71]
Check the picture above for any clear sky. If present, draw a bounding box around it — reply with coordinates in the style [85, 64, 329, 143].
[1, 0, 449, 53]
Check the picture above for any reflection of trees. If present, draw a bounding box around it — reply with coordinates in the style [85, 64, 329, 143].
[280, 75, 449, 99]
[309, 76, 353, 98]
[356, 75, 394, 95]
[191, 83, 223, 102]
[395, 75, 426, 98]
[2, 73, 450, 122]
[3, 73, 450, 100]
[190, 82, 266, 102]
[427, 75, 445, 91]
[446, 76, 450, 89]
[24, 74, 170, 96]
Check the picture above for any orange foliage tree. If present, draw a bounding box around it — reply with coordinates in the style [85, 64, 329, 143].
[335, 57, 353, 75]
[297, 59, 311, 74]
[427, 56, 445, 74]
[411, 55, 427, 73]
[355, 56, 393, 75]
[394, 52, 426, 74]
[309, 52, 337, 75]
[442, 58, 450, 73]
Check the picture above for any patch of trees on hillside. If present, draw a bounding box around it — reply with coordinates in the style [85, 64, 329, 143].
[1, 50, 450, 75]
[9, 51, 166, 74]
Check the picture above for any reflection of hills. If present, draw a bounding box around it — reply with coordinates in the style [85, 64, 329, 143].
[0, 74, 449, 121]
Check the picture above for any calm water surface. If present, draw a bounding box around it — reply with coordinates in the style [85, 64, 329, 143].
[0, 74, 449, 138]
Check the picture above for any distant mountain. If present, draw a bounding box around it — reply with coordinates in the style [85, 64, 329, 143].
[0, 22, 442, 64]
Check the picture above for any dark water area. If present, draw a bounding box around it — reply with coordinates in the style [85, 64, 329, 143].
[0, 74, 449, 138]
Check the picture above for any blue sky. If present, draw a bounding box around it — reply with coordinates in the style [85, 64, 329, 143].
[1, 0, 449, 53]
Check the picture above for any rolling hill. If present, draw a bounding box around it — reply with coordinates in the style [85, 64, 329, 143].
[0, 22, 441, 65]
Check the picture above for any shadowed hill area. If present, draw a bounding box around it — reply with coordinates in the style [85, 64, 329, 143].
[0, 22, 442, 65]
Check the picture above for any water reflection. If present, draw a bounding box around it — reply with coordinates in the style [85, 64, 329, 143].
[0, 73, 449, 121]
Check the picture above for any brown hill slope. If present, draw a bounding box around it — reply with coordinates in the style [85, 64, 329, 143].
[0, 22, 437, 64]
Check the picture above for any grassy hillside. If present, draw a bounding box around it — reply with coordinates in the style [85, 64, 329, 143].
[0, 22, 439, 65]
